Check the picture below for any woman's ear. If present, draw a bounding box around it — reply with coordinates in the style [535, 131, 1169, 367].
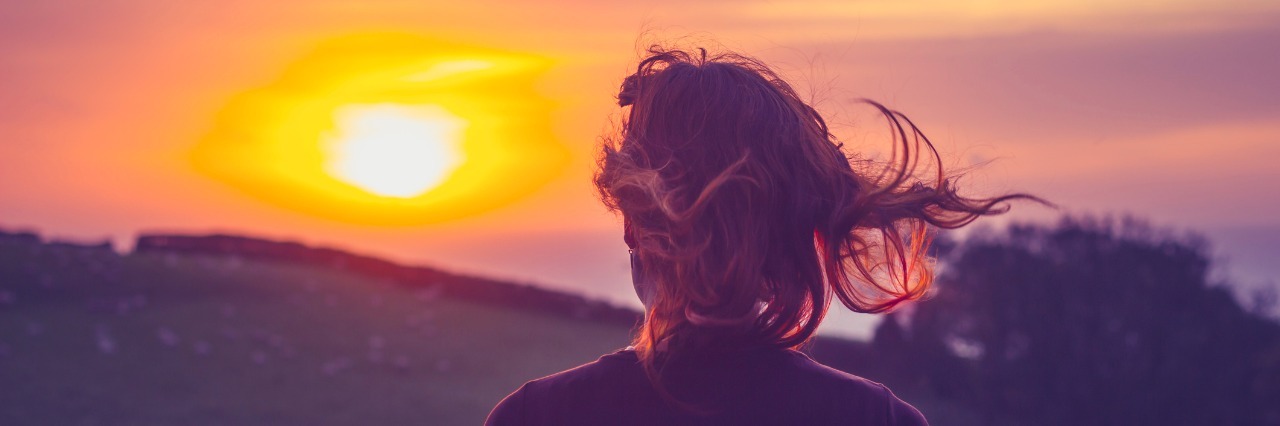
[623, 217, 637, 249]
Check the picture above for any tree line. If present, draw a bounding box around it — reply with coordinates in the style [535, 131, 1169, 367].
[870, 216, 1279, 425]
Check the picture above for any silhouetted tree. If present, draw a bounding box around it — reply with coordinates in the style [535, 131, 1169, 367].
[893, 217, 1280, 425]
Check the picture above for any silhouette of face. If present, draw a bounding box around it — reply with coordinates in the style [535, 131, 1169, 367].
[624, 218, 655, 310]
[629, 249, 655, 310]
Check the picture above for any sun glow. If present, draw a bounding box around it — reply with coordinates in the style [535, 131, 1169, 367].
[322, 104, 467, 198]
[191, 33, 570, 225]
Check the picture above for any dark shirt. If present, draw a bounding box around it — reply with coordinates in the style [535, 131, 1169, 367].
[485, 347, 928, 425]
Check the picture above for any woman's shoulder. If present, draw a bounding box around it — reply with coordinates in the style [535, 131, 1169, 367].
[485, 348, 655, 425]
[776, 348, 892, 393]
[486, 347, 929, 425]
[525, 347, 644, 389]
[777, 349, 929, 425]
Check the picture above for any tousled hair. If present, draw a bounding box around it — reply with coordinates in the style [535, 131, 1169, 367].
[594, 46, 1040, 410]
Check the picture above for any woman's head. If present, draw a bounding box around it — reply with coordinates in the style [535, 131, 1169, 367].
[596, 47, 1034, 361]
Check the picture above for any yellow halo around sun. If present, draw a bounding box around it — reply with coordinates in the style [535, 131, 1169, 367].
[322, 104, 468, 198]
[191, 33, 570, 225]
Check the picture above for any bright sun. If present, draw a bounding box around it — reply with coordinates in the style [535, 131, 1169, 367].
[322, 104, 468, 198]
[193, 34, 571, 225]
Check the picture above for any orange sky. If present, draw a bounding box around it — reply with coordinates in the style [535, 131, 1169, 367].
[3, 0, 1278, 338]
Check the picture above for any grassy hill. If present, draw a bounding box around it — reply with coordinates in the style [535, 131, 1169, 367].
[0, 239, 631, 425]
[0, 233, 973, 425]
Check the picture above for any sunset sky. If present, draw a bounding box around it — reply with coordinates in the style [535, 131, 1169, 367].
[3, 0, 1278, 338]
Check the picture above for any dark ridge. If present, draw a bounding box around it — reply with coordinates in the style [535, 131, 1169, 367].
[46, 239, 114, 252]
[133, 233, 643, 327]
[3, 227, 855, 350]
[0, 229, 41, 245]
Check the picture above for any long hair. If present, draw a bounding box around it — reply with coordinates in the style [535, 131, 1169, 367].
[594, 46, 1040, 408]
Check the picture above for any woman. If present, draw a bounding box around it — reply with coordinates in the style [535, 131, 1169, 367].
[486, 47, 1034, 425]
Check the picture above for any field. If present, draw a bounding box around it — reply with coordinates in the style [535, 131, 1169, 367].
[0, 236, 981, 425]
[0, 241, 631, 425]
